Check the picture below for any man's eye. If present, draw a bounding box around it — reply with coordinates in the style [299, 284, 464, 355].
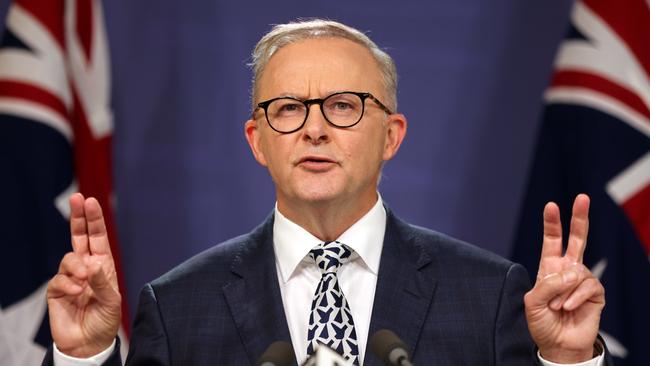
[281, 104, 298, 111]
[275, 102, 303, 115]
[327, 101, 357, 115]
[334, 102, 352, 110]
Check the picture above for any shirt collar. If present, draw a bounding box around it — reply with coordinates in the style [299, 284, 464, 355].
[273, 195, 387, 283]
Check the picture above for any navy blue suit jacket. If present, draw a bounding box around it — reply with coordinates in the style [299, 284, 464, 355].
[46, 209, 577, 365]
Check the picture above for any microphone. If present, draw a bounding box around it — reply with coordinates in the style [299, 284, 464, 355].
[370, 329, 414, 366]
[257, 341, 295, 366]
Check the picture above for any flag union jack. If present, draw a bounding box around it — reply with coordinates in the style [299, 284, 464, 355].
[0, 0, 129, 363]
[545, 0, 650, 257]
[514, 1, 650, 365]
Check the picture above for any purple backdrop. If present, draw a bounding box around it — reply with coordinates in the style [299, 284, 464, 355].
[82, 1, 572, 317]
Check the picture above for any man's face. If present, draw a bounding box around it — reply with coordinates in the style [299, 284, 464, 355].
[245, 37, 406, 215]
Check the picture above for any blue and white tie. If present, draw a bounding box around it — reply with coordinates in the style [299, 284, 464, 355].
[306, 241, 359, 365]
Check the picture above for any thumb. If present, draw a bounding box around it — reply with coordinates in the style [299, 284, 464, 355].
[88, 261, 121, 306]
[526, 270, 580, 309]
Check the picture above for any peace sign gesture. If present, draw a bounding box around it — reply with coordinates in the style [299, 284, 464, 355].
[524, 194, 605, 363]
[46, 193, 122, 357]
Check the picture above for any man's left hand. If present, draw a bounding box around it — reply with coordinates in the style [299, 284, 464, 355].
[524, 194, 605, 363]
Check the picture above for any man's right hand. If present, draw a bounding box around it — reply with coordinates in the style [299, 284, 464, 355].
[47, 193, 122, 358]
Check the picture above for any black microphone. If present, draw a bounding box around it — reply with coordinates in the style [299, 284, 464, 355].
[256, 341, 295, 366]
[370, 329, 414, 366]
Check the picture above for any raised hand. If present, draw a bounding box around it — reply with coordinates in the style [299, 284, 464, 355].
[46, 193, 122, 357]
[524, 194, 605, 363]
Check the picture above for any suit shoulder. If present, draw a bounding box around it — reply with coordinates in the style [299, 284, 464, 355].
[149, 214, 273, 290]
[406, 222, 519, 274]
[148, 232, 255, 290]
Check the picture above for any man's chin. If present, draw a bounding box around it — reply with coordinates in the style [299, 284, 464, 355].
[280, 184, 348, 207]
[294, 190, 342, 205]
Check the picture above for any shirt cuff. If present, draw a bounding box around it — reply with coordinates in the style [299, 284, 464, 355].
[537, 350, 605, 366]
[53, 339, 116, 366]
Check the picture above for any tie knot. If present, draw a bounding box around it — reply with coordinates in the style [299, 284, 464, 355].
[309, 241, 352, 274]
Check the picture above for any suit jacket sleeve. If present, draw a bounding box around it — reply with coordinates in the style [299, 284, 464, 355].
[121, 283, 171, 365]
[494, 262, 538, 365]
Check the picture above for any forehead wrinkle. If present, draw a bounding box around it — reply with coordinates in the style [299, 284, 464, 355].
[263, 74, 346, 101]
[258, 38, 384, 102]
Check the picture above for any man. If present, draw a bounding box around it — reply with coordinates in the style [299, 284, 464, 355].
[44, 20, 608, 365]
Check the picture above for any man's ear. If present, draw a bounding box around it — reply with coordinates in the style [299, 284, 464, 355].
[382, 113, 407, 161]
[244, 118, 268, 167]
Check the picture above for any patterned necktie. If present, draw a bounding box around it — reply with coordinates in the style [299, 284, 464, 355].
[306, 241, 359, 365]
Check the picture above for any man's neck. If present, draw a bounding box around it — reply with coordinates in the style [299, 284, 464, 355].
[277, 192, 379, 242]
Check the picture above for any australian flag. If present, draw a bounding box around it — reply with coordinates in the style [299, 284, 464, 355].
[513, 0, 650, 365]
[0, 0, 129, 364]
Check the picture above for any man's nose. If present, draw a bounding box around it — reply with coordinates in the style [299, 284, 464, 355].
[302, 104, 330, 143]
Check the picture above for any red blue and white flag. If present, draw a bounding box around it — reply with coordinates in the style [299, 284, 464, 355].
[513, 0, 650, 365]
[0, 0, 129, 363]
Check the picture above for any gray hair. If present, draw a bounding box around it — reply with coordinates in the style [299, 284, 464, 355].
[250, 19, 398, 111]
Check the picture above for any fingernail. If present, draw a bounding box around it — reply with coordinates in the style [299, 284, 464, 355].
[563, 271, 578, 283]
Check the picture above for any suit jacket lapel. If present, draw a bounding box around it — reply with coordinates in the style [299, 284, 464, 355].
[223, 214, 293, 365]
[366, 209, 438, 365]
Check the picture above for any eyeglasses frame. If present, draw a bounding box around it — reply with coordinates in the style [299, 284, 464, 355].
[254, 91, 393, 134]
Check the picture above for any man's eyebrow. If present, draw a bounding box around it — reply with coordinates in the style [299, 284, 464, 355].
[278, 90, 346, 100]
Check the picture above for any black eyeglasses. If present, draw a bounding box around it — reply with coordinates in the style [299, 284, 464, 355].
[254, 91, 393, 134]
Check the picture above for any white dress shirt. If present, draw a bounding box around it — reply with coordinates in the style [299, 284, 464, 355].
[54, 195, 603, 366]
[273, 197, 386, 365]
